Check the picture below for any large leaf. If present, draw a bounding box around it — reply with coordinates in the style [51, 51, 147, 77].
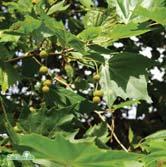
[107, 0, 166, 24]
[139, 130, 166, 167]
[108, 22, 151, 42]
[81, 7, 152, 45]
[100, 52, 153, 107]
[17, 133, 145, 167]
[0, 30, 20, 43]
[109, 52, 153, 89]
[140, 130, 166, 152]
[93, 22, 151, 46]
[145, 130, 166, 140]
[135, 7, 166, 26]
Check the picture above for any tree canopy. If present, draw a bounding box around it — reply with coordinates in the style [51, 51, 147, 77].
[0, 0, 166, 167]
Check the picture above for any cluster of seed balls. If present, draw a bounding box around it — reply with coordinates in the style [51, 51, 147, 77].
[92, 74, 103, 104]
[38, 50, 103, 103]
[38, 50, 52, 93]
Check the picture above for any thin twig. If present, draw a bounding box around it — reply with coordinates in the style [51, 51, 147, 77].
[5, 52, 56, 63]
[5, 48, 74, 63]
[110, 116, 115, 142]
[32, 57, 42, 66]
[94, 110, 128, 152]
[54, 76, 71, 88]
[5, 53, 34, 63]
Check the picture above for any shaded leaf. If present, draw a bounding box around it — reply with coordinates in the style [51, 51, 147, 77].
[0, 62, 20, 92]
[100, 53, 153, 107]
[19, 105, 76, 135]
[109, 52, 153, 90]
[0, 45, 11, 60]
[84, 123, 109, 143]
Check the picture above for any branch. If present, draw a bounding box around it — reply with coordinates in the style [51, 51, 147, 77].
[5, 52, 58, 63]
[94, 110, 128, 152]
[5, 48, 74, 63]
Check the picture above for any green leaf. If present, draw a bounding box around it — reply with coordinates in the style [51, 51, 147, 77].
[82, 8, 151, 45]
[128, 127, 134, 143]
[145, 130, 166, 140]
[17, 133, 144, 167]
[139, 130, 166, 166]
[55, 87, 85, 105]
[100, 53, 153, 107]
[110, 22, 151, 41]
[47, 0, 70, 15]
[0, 62, 20, 92]
[109, 52, 153, 90]
[100, 63, 118, 107]
[81, 19, 151, 46]
[0, 45, 11, 60]
[55, 29, 85, 53]
[93, 22, 151, 46]
[39, 14, 85, 52]
[83, 9, 104, 27]
[0, 30, 20, 43]
[107, 0, 166, 24]
[10, 15, 41, 34]
[74, 77, 89, 90]
[139, 130, 166, 154]
[84, 123, 109, 143]
[64, 63, 74, 81]
[78, 27, 101, 42]
[79, 0, 94, 8]
[44, 86, 85, 108]
[42, 14, 64, 31]
[136, 7, 166, 26]
[31, 23, 55, 43]
[4, 0, 33, 14]
[19, 104, 76, 135]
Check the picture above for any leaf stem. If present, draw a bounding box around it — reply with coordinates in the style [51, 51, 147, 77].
[54, 76, 71, 88]
[32, 57, 42, 66]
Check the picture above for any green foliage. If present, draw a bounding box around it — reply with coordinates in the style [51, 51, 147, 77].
[17, 133, 144, 167]
[0, 62, 20, 92]
[0, 0, 165, 166]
